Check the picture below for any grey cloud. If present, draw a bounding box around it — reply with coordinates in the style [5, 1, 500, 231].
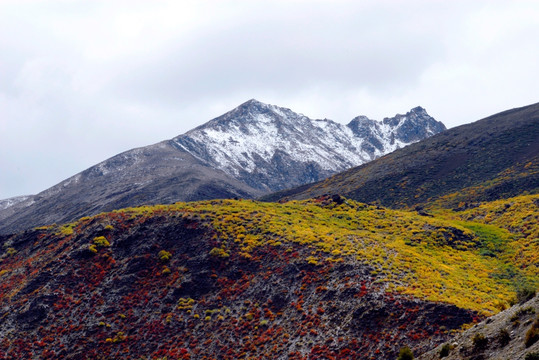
[107, 4, 446, 107]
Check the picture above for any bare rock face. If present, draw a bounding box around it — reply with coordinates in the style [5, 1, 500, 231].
[0, 100, 444, 234]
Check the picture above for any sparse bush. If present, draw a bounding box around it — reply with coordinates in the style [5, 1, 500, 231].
[494, 300, 507, 311]
[521, 307, 537, 315]
[472, 333, 488, 351]
[397, 346, 414, 360]
[498, 328, 510, 347]
[209, 247, 229, 258]
[509, 297, 518, 307]
[93, 236, 110, 248]
[60, 225, 74, 236]
[439, 343, 451, 358]
[158, 250, 172, 263]
[525, 316, 539, 347]
[525, 352, 539, 360]
[109, 331, 126, 343]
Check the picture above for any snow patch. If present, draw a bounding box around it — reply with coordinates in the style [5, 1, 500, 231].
[0, 195, 34, 210]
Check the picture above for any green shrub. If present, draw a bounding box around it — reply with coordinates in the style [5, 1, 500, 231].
[397, 346, 414, 360]
[439, 343, 450, 358]
[517, 286, 536, 304]
[161, 266, 171, 275]
[522, 307, 537, 315]
[209, 247, 229, 258]
[525, 352, 539, 360]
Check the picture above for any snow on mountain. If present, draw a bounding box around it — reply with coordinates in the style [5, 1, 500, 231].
[0, 195, 33, 211]
[174, 99, 445, 192]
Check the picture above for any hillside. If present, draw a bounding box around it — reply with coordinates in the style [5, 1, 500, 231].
[0, 194, 537, 359]
[265, 102, 539, 207]
[0, 99, 444, 235]
[418, 294, 539, 360]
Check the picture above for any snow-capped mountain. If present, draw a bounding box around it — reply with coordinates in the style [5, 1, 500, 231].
[0, 99, 444, 234]
[174, 99, 445, 191]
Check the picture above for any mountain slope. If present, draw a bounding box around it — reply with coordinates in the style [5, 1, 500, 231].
[266, 102, 539, 207]
[0, 141, 263, 235]
[0, 100, 444, 235]
[2, 195, 537, 359]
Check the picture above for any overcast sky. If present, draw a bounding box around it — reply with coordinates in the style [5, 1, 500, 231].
[0, 0, 538, 199]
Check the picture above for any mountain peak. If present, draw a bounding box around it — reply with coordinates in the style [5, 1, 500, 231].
[383, 106, 430, 122]
[222, 99, 295, 122]
[348, 115, 373, 124]
[410, 106, 427, 114]
[239, 98, 268, 109]
[0, 99, 446, 235]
